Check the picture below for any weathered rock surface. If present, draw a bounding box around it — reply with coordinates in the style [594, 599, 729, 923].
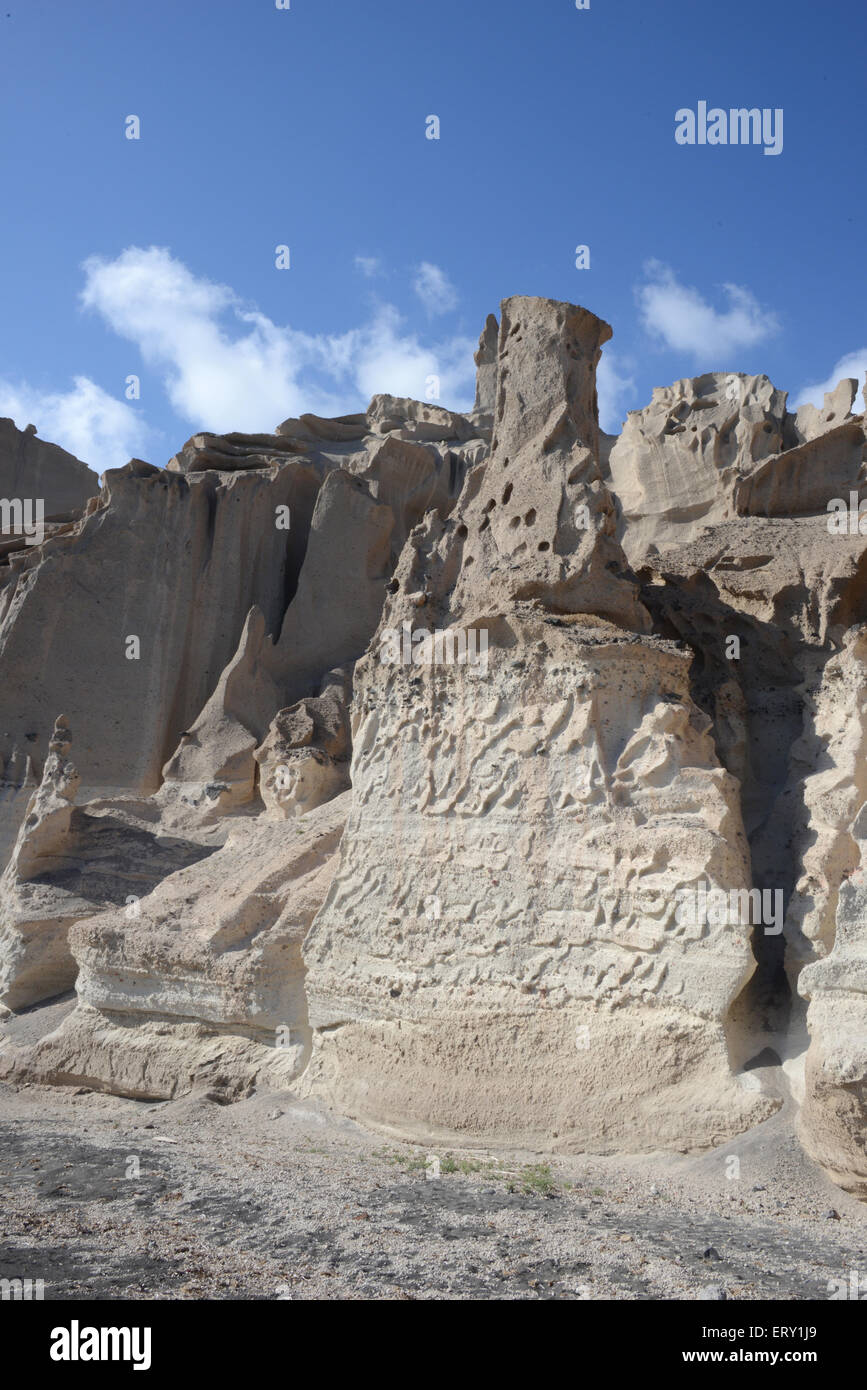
[13, 792, 349, 1100]
[254, 667, 351, 821]
[609, 372, 866, 562]
[299, 297, 775, 1151]
[1, 298, 866, 1200]
[0, 400, 477, 1025]
[0, 417, 98, 522]
[471, 312, 498, 430]
[302, 614, 773, 1150]
[0, 718, 218, 1010]
[0, 457, 322, 861]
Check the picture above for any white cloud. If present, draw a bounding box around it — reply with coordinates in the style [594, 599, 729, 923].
[597, 351, 637, 434]
[323, 304, 475, 409]
[412, 261, 459, 317]
[80, 247, 475, 430]
[636, 260, 778, 360]
[354, 255, 382, 278]
[794, 350, 867, 411]
[81, 247, 327, 431]
[0, 374, 148, 473]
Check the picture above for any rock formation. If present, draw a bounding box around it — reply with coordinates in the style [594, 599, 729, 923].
[299, 300, 772, 1150]
[1, 297, 865, 1201]
[0, 416, 98, 521]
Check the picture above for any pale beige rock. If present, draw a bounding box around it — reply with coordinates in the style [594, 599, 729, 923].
[361, 434, 458, 564]
[471, 312, 498, 426]
[608, 373, 787, 561]
[0, 716, 83, 1007]
[254, 668, 350, 820]
[155, 469, 392, 804]
[11, 792, 349, 1098]
[0, 456, 321, 862]
[155, 425, 471, 813]
[608, 372, 866, 564]
[302, 618, 774, 1150]
[0, 719, 217, 1010]
[166, 430, 310, 472]
[378, 297, 650, 635]
[159, 607, 271, 820]
[274, 413, 368, 443]
[300, 297, 771, 1151]
[4, 296, 867, 1203]
[366, 394, 475, 444]
[793, 378, 859, 444]
[632, 517, 867, 1072]
[799, 831, 867, 1197]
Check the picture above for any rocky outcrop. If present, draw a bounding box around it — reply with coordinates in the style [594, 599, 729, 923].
[0, 718, 218, 1010]
[1, 298, 866, 1202]
[0, 417, 98, 521]
[0, 457, 322, 862]
[301, 613, 773, 1150]
[799, 852, 867, 1198]
[609, 372, 865, 562]
[254, 667, 351, 821]
[14, 792, 349, 1099]
[471, 312, 498, 431]
[0, 397, 479, 1025]
[299, 298, 774, 1151]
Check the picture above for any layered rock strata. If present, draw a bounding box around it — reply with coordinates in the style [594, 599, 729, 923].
[0, 300, 865, 1198]
[300, 298, 775, 1151]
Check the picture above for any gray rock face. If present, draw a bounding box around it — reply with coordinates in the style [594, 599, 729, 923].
[0, 298, 866, 1201]
[472, 312, 498, 424]
[0, 457, 321, 864]
[0, 417, 98, 520]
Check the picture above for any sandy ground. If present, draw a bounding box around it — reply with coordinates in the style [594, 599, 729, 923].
[1, 1000, 865, 1302]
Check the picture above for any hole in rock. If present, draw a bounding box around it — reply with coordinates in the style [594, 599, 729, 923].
[743, 1047, 782, 1070]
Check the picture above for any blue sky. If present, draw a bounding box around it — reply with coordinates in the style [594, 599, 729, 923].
[0, 0, 864, 472]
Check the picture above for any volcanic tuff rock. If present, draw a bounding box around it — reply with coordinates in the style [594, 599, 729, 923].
[19, 792, 349, 1100]
[0, 391, 480, 1070]
[1, 297, 866, 1199]
[608, 372, 865, 563]
[0, 416, 98, 521]
[300, 299, 771, 1149]
[0, 717, 218, 1010]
